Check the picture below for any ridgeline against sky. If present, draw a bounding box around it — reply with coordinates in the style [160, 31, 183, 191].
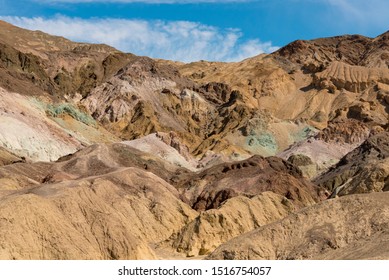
[1, 0, 388, 62]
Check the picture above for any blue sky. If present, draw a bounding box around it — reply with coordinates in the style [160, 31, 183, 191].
[1, 0, 388, 62]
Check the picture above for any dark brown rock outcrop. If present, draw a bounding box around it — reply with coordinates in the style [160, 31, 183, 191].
[315, 131, 389, 196]
[179, 155, 325, 211]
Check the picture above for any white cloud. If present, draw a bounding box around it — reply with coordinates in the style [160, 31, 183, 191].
[323, 0, 389, 32]
[0, 15, 278, 62]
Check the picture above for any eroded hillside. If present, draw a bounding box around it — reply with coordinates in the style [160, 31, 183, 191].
[0, 20, 388, 260]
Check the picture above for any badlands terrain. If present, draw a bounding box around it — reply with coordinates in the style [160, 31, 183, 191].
[0, 20, 388, 259]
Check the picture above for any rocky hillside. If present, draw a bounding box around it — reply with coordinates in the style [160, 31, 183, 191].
[0, 20, 388, 260]
[207, 192, 389, 260]
[315, 131, 389, 196]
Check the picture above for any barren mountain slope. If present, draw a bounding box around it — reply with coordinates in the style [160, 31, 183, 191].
[315, 131, 389, 196]
[0, 147, 22, 166]
[278, 119, 371, 178]
[0, 20, 80, 56]
[0, 141, 323, 260]
[0, 20, 135, 105]
[0, 168, 197, 260]
[176, 32, 389, 164]
[170, 191, 295, 257]
[0, 20, 389, 260]
[0, 20, 271, 159]
[2, 20, 389, 163]
[178, 155, 325, 212]
[0, 86, 118, 161]
[163, 155, 326, 258]
[0, 143, 197, 259]
[274, 32, 389, 68]
[0, 142, 191, 191]
[208, 192, 389, 260]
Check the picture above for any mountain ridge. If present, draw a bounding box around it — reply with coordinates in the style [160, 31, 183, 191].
[0, 20, 388, 260]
